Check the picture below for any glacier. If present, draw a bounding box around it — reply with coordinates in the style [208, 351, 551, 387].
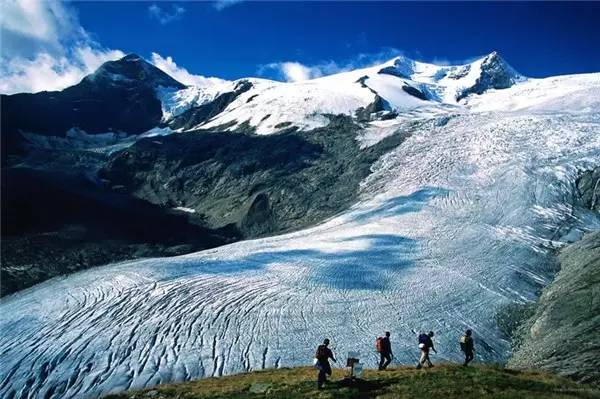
[1, 63, 600, 399]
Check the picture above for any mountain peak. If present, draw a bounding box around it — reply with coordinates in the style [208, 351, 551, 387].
[484, 50, 501, 60]
[455, 51, 523, 100]
[479, 51, 520, 75]
[121, 53, 144, 62]
[84, 54, 185, 90]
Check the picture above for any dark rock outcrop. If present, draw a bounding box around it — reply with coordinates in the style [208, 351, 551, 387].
[508, 167, 600, 385]
[456, 52, 521, 101]
[1, 54, 184, 139]
[100, 116, 410, 239]
[401, 85, 429, 101]
[576, 168, 600, 211]
[508, 231, 600, 385]
[1, 166, 235, 296]
[355, 95, 388, 122]
[378, 65, 411, 79]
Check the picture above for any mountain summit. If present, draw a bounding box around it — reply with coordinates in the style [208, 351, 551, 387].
[1, 54, 185, 139]
[455, 51, 523, 100]
[83, 53, 185, 90]
[376, 51, 523, 102]
[154, 51, 531, 134]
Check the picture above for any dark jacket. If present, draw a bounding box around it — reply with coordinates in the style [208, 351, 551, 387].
[315, 345, 335, 364]
[460, 336, 474, 352]
[381, 337, 392, 354]
[419, 333, 434, 351]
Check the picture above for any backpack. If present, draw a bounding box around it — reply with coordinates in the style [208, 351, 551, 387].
[418, 333, 429, 346]
[460, 335, 471, 352]
[315, 345, 328, 359]
[375, 337, 384, 353]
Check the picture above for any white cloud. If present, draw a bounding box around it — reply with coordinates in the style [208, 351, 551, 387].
[257, 61, 336, 82]
[278, 62, 317, 82]
[0, 47, 125, 95]
[148, 4, 185, 25]
[75, 47, 124, 73]
[213, 0, 244, 11]
[150, 52, 226, 87]
[258, 49, 403, 82]
[0, 0, 125, 94]
[0, 1, 216, 94]
[0, 0, 89, 59]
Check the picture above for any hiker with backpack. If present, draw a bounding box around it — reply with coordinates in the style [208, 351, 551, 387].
[376, 331, 393, 370]
[460, 329, 475, 366]
[314, 338, 337, 389]
[416, 331, 436, 369]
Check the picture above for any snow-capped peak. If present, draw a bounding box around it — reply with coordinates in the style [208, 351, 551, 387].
[373, 51, 524, 102]
[150, 51, 596, 136]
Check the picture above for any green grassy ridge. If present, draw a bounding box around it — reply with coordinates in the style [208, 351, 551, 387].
[104, 364, 600, 399]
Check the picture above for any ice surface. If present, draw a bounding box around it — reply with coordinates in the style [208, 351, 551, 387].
[465, 73, 600, 113]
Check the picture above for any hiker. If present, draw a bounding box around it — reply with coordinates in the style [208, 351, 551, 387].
[315, 338, 337, 389]
[460, 329, 475, 366]
[416, 331, 436, 369]
[376, 331, 393, 370]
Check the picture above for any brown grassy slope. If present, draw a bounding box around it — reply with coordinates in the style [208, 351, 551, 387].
[104, 364, 600, 399]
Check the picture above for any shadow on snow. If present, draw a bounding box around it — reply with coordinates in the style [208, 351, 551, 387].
[157, 187, 449, 291]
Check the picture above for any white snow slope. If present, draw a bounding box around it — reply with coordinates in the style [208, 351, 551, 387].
[159, 51, 524, 135]
[1, 57, 600, 399]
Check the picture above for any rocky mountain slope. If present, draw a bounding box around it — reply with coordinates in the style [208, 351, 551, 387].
[509, 231, 600, 385]
[99, 116, 410, 238]
[1, 166, 236, 295]
[508, 170, 600, 385]
[1, 54, 184, 139]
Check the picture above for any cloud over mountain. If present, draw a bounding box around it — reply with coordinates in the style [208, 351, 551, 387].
[150, 52, 227, 87]
[0, 0, 124, 94]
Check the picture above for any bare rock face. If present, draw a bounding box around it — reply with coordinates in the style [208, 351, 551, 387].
[456, 52, 521, 101]
[1, 54, 184, 140]
[99, 116, 410, 240]
[508, 231, 600, 385]
[576, 168, 600, 211]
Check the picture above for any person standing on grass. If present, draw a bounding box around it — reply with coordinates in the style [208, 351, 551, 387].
[377, 331, 393, 370]
[460, 329, 475, 366]
[416, 331, 436, 369]
[315, 338, 337, 389]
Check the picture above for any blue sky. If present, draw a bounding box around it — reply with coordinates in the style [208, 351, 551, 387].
[1, 1, 599, 94]
[78, 1, 600, 79]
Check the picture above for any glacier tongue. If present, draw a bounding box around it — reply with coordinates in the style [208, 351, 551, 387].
[1, 110, 600, 399]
